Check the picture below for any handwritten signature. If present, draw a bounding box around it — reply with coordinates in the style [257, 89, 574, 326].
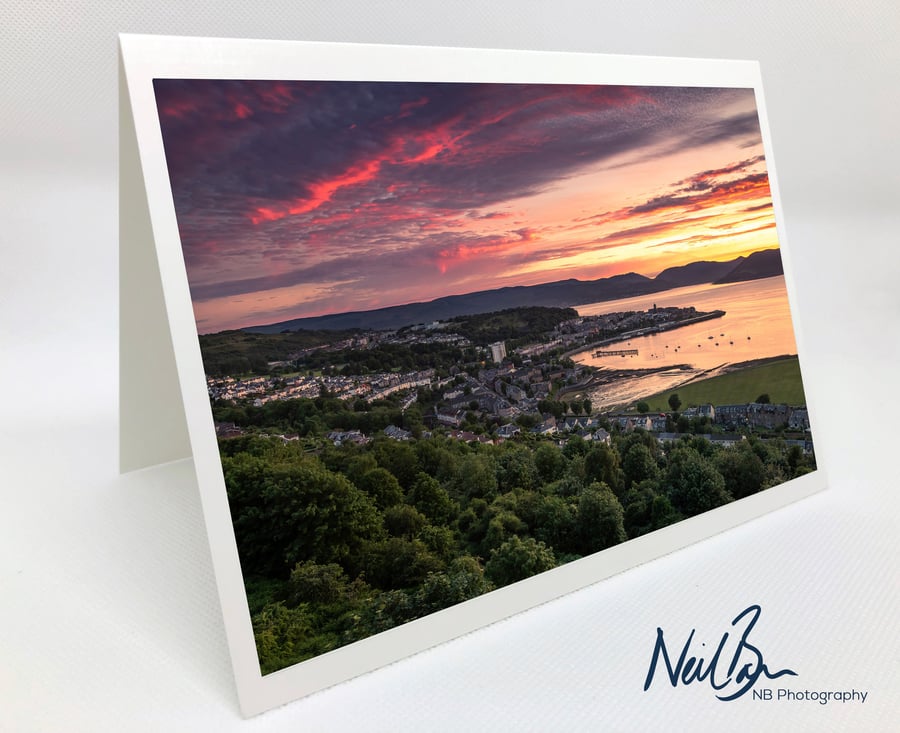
[643, 604, 797, 701]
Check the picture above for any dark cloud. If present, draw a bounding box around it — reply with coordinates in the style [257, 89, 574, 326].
[154, 80, 767, 328]
[629, 172, 771, 215]
[744, 202, 773, 212]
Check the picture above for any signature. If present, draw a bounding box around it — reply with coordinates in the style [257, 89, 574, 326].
[643, 604, 797, 701]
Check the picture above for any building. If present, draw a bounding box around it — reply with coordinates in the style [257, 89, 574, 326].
[489, 340, 507, 364]
[383, 425, 412, 441]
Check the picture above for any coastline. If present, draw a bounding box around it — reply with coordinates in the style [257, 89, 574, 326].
[561, 309, 726, 360]
[566, 353, 801, 412]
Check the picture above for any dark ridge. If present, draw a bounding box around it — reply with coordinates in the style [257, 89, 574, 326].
[243, 249, 783, 334]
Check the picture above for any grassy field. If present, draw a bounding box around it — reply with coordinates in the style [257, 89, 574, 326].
[637, 356, 808, 411]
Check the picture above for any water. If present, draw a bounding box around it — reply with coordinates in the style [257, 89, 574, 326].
[571, 276, 799, 408]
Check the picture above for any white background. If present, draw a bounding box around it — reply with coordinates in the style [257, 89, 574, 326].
[1, 2, 898, 731]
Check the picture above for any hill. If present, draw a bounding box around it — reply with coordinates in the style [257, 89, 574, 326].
[714, 248, 783, 284]
[243, 248, 785, 334]
[654, 258, 745, 288]
[246, 272, 661, 333]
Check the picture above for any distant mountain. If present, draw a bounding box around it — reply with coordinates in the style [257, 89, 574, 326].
[654, 258, 746, 288]
[246, 272, 662, 333]
[714, 248, 783, 284]
[244, 249, 783, 334]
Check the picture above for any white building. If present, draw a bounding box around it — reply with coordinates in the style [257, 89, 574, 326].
[490, 340, 507, 363]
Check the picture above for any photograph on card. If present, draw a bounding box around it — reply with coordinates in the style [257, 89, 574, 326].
[153, 79, 817, 675]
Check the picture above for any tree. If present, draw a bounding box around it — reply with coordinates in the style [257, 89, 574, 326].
[288, 561, 349, 605]
[418, 524, 457, 562]
[448, 453, 498, 502]
[223, 453, 384, 576]
[622, 442, 660, 489]
[756, 393, 771, 404]
[383, 504, 428, 539]
[373, 440, 420, 489]
[358, 467, 404, 509]
[577, 484, 627, 554]
[414, 438, 459, 482]
[526, 493, 579, 553]
[538, 399, 565, 420]
[413, 557, 493, 615]
[359, 537, 444, 590]
[534, 442, 567, 483]
[622, 482, 657, 538]
[497, 446, 539, 492]
[253, 602, 318, 674]
[485, 536, 556, 587]
[408, 472, 458, 525]
[583, 398, 593, 415]
[584, 443, 624, 495]
[665, 446, 732, 516]
[481, 509, 528, 555]
[563, 434, 589, 459]
[636, 401, 650, 414]
[715, 444, 766, 499]
[668, 393, 682, 412]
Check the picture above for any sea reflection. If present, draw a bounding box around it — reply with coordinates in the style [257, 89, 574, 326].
[571, 276, 799, 408]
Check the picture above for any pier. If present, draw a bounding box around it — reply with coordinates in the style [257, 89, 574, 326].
[593, 348, 638, 358]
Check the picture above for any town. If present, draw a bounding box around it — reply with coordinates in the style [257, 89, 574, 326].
[207, 305, 812, 454]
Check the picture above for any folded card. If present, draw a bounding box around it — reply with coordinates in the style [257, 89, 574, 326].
[119, 34, 826, 716]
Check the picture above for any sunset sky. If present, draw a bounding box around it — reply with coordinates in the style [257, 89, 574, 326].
[154, 80, 779, 333]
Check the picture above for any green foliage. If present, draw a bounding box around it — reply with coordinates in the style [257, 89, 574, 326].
[485, 536, 557, 588]
[449, 306, 578, 345]
[414, 557, 493, 614]
[756, 393, 771, 404]
[199, 328, 356, 376]
[223, 451, 384, 576]
[668, 393, 682, 412]
[383, 505, 428, 539]
[538, 399, 566, 420]
[577, 484, 627, 554]
[358, 467, 404, 509]
[481, 509, 528, 555]
[221, 412, 812, 677]
[288, 561, 350, 605]
[418, 524, 458, 562]
[373, 440, 420, 490]
[496, 446, 539, 492]
[448, 453, 498, 502]
[244, 575, 289, 616]
[715, 444, 767, 499]
[584, 443, 624, 495]
[358, 537, 444, 590]
[636, 401, 650, 414]
[253, 602, 319, 674]
[665, 446, 733, 516]
[519, 492, 578, 554]
[534, 442, 567, 483]
[408, 472, 458, 525]
[622, 442, 660, 489]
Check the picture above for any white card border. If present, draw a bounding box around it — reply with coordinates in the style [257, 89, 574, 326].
[119, 34, 827, 717]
